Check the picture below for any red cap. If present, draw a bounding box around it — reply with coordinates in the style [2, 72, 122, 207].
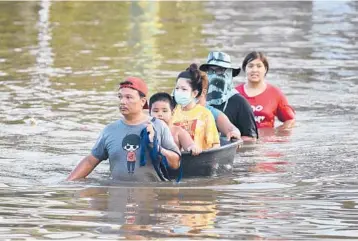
[119, 76, 149, 109]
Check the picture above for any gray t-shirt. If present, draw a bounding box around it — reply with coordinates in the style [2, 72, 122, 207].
[91, 117, 180, 182]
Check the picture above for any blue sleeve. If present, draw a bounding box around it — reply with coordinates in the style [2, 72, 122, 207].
[91, 131, 108, 161]
[206, 105, 221, 121]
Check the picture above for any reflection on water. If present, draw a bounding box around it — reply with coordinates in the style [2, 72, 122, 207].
[0, 186, 221, 239]
[34, 0, 52, 86]
[1, 1, 358, 240]
[77, 187, 220, 239]
[1, 184, 357, 240]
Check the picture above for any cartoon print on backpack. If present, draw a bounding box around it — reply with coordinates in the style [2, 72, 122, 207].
[122, 134, 141, 174]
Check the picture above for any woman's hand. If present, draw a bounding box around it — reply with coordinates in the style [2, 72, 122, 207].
[187, 144, 202, 156]
[276, 119, 295, 131]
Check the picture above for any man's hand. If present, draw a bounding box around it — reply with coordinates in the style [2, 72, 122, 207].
[226, 129, 241, 141]
[146, 122, 155, 143]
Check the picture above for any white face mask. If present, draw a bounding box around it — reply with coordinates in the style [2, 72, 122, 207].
[174, 91, 193, 107]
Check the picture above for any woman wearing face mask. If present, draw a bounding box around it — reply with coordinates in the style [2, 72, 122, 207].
[172, 64, 220, 151]
[236, 51, 295, 130]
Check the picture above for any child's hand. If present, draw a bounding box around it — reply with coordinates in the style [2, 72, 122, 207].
[146, 122, 155, 143]
[187, 144, 202, 156]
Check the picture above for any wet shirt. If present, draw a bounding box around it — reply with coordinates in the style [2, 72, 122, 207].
[91, 118, 180, 182]
[172, 104, 220, 150]
[236, 83, 295, 128]
[210, 93, 258, 138]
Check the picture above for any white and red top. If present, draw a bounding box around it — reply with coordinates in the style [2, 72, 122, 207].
[236, 83, 295, 128]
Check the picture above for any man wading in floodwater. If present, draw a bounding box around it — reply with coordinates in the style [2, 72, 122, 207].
[199, 51, 258, 141]
[67, 77, 181, 182]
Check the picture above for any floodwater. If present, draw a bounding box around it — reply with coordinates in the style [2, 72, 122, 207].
[1, 1, 358, 240]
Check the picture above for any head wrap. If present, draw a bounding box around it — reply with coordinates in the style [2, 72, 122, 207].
[206, 69, 238, 106]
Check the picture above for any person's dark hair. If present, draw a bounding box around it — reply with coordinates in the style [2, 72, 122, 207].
[149, 92, 175, 111]
[176, 63, 203, 98]
[242, 51, 269, 75]
[200, 70, 209, 91]
[118, 81, 145, 97]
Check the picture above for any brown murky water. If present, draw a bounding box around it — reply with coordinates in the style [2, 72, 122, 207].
[1, 1, 358, 240]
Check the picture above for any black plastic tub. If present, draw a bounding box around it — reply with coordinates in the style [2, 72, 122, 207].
[168, 138, 242, 179]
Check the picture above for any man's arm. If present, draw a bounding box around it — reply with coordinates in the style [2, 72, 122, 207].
[235, 95, 258, 140]
[160, 147, 180, 169]
[147, 122, 181, 170]
[216, 112, 241, 140]
[158, 123, 181, 170]
[66, 155, 100, 181]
